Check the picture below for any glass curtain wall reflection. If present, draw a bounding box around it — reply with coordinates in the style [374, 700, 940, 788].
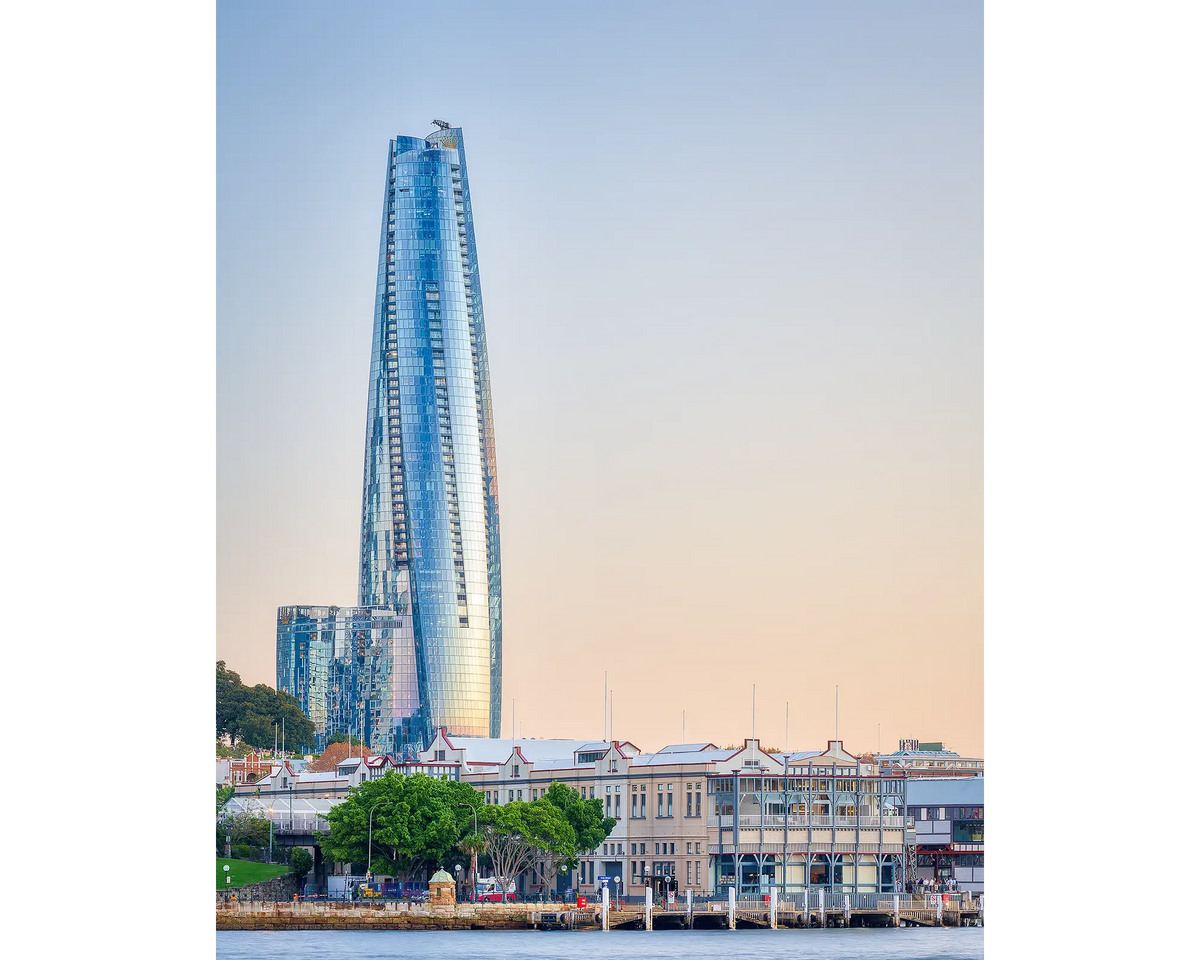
[276, 605, 420, 750]
[358, 124, 502, 745]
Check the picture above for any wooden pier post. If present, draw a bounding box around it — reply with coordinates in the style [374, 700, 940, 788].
[645, 886, 652, 931]
[602, 886, 609, 931]
[687, 888, 693, 928]
[728, 886, 736, 930]
[770, 887, 778, 929]
[818, 888, 825, 927]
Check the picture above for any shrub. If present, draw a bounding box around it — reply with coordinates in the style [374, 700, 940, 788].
[291, 848, 314, 879]
[232, 844, 257, 861]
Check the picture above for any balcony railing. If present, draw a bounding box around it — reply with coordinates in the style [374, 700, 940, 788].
[709, 813, 903, 831]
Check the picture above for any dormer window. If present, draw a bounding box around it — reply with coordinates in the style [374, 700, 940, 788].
[512, 764, 519, 777]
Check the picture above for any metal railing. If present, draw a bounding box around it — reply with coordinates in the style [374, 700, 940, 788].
[713, 813, 904, 831]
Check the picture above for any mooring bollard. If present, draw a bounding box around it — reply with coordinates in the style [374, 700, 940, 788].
[728, 886, 736, 930]
[645, 886, 652, 932]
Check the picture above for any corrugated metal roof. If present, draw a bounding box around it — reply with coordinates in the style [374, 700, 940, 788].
[656, 743, 718, 754]
[448, 737, 595, 764]
[629, 749, 736, 766]
[771, 751, 823, 763]
[906, 777, 985, 805]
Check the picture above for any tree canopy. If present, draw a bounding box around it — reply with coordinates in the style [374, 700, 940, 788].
[320, 772, 483, 880]
[479, 799, 576, 892]
[216, 661, 315, 750]
[526, 783, 615, 890]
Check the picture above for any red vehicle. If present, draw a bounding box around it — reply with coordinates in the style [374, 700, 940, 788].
[475, 877, 512, 902]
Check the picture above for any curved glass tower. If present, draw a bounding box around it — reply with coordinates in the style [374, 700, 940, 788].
[359, 125, 502, 745]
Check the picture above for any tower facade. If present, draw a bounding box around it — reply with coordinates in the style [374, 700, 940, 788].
[358, 125, 502, 743]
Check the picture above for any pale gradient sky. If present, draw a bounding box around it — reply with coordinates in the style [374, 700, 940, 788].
[217, 1, 982, 757]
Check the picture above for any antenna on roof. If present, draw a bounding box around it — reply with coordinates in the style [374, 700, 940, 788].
[835, 685, 839, 746]
[752, 684, 756, 740]
[785, 702, 789, 754]
[683, 710, 685, 744]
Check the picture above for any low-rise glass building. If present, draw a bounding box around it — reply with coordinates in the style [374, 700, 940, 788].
[276, 604, 421, 753]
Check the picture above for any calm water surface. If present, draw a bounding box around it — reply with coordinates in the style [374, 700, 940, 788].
[218, 928, 983, 959]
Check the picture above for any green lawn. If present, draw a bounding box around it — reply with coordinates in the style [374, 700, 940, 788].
[217, 857, 289, 890]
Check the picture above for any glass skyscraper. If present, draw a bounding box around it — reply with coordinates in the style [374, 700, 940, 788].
[358, 124, 502, 742]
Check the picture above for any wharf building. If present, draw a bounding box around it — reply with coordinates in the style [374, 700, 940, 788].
[905, 777, 984, 893]
[225, 731, 946, 897]
[278, 122, 503, 754]
[426, 731, 910, 898]
[875, 740, 985, 777]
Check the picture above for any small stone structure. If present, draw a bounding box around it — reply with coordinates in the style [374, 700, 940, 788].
[428, 868, 456, 906]
[216, 874, 298, 904]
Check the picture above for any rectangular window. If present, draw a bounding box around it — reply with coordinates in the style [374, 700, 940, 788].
[517, 790, 523, 800]
[687, 862, 692, 884]
[640, 794, 646, 817]
[606, 796, 611, 816]
[667, 794, 673, 817]
[508, 790, 513, 801]
[590, 787, 594, 799]
[615, 795, 621, 818]
[687, 794, 692, 817]
[670, 843, 675, 855]
[687, 842, 692, 854]
[658, 794, 663, 817]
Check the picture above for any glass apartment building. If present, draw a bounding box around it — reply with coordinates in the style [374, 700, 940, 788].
[276, 605, 421, 749]
[357, 124, 502, 742]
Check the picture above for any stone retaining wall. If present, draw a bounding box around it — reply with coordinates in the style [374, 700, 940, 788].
[216, 901, 595, 931]
[217, 874, 299, 905]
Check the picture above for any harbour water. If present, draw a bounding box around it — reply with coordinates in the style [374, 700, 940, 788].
[217, 928, 983, 959]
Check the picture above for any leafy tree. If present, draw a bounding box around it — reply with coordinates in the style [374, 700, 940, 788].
[216, 738, 257, 758]
[326, 733, 365, 746]
[479, 800, 575, 894]
[534, 782, 615, 890]
[320, 772, 483, 881]
[219, 810, 271, 850]
[291, 848, 314, 880]
[215, 661, 315, 751]
[217, 785, 235, 810]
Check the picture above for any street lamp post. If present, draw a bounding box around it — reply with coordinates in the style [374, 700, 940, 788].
[268, 806, 274, 864]
[459, 802, 479, 901]
[367, 799, 393, 883]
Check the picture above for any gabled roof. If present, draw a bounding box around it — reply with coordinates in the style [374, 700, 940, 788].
[444, 737, 595, 765]
[656, 742, 719, 754]
[771, 751, 823, 763]
[629, 748, 735, 767]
